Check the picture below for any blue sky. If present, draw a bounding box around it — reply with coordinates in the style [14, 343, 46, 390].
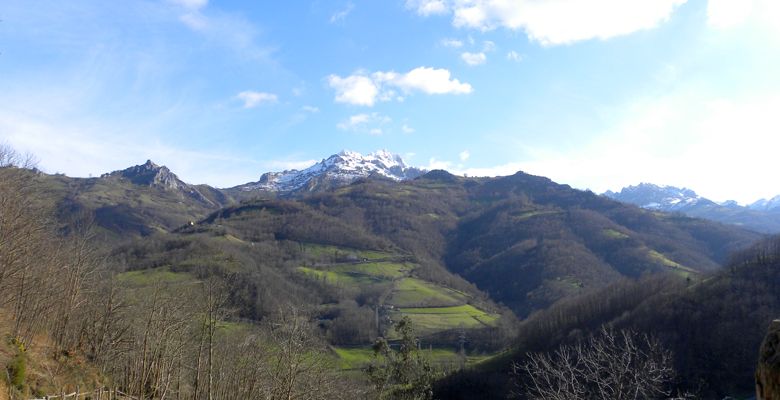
[1, 0, 779, 203]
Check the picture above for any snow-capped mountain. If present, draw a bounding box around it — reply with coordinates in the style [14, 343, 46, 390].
[238, 150, 426, 193]
[604, 183, 780, 233]
[603, 183, 713, 211]
[749, 195, 780, 211]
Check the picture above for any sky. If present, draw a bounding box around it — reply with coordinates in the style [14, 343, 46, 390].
[1, 0, 779, 204]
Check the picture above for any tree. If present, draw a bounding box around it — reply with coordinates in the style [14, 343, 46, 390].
[513, 328, 676, 400]
[366, 317, 439, 400]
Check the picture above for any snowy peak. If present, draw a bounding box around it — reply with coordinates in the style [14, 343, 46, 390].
[239, 150, 425, 193]
[749, 195, 780, 211]
[603, 183, 707, 211]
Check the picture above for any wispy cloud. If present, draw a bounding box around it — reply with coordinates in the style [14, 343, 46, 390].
[507, 50, 523, 62]
[461, 51, 486, 66]
[406, 0, 448, 16]
[236, 91, 278, 108]
[327, 67, 472, 106]
[167, 0, 274, 61]
[441, 38, 464, 48]
[336, 112, 391, 135]
[330, 2, 355, 23]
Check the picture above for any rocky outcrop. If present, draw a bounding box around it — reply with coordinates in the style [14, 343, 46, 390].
[757, 320, 780, 399]
[102, 160, 217, 207]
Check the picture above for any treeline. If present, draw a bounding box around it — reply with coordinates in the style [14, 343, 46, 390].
[0, 147, 359, 399]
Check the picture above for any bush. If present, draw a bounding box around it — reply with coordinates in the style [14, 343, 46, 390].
[7, 349, 26, 390]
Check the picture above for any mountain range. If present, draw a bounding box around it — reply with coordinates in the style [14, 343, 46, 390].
[604, 183, 780, 233]
[38, 152, 759, 317]
[7, 148, 771, 399]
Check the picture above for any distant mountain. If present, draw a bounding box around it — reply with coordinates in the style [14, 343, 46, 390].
[234, 150, 425, 194]
[749, 195, 780, 211]
[603, 183, 713, 210]
[604, 183, 780, 233]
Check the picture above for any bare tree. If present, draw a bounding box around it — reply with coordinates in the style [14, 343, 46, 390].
[513, 328, 675, 400]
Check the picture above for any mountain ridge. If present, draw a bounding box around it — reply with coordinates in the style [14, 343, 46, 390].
[605, 183, 780, 233]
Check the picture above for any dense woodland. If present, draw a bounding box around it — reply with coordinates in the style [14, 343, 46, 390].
[1, 144, 776, 399]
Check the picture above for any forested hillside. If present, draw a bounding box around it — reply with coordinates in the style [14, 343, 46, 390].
[438, 236, 780, 399]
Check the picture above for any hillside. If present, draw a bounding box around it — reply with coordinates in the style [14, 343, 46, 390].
[35, 161, 232, 243]
[43, 163, 759, 320]
[438, 236, 780, 399]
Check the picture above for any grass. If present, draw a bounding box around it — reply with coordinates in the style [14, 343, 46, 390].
[116, 267, 192, 286]
[298, 267, 375, 285]
[391, 304, 499, 333]
[332, 346, 497, 370]
[602, 228, 629, 239]
[648, 250, 697, 274]
[331, 262, 409, 279]
[512, 210, 562, 221]
[303, 243, 392, 261]
[298, 262, 411, 285]
[388, 278, 468, 307]
[333, 347, 376, 370]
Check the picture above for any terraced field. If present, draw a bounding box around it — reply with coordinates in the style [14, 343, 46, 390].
[332, 346, 496, 371]
[296, 245, 501, 340]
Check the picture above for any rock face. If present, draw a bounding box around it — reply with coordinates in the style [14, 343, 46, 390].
[102, 160, 216, 206]
[115, 160, 186, 190]
[757, 320, 780, 399]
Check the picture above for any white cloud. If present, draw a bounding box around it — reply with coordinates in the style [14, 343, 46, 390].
[236, 91, 278, 108]
[506, 50, 523, 62]
[461, 51, 487, 66]
[327, 67, 472, 106]
[402, 124, 415, 133]
[707, 0, 753, 29]
[406, 0, 449, 16]
[330, 2, 355, 24]
[391, 67, 473, 95]
[441, 38, 464, 48]
[337, 113, 391, 134]
[482, 40, 496, 52]
[327, 74, 380, 106]
[459, 150, 470, 161]
[411, 0, 688, 46]
[302, 105, 320, 113]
